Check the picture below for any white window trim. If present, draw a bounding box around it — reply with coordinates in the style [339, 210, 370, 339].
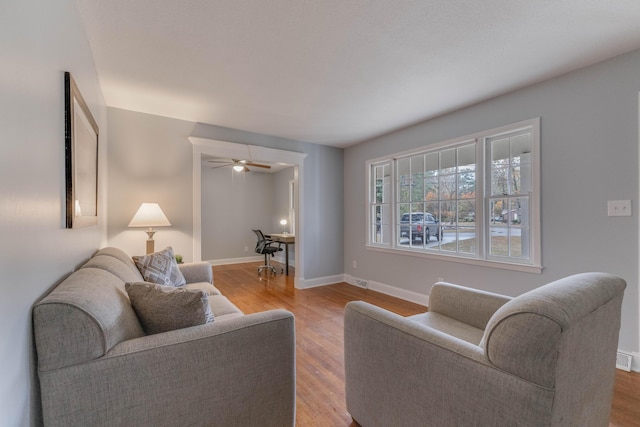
[366, 118, 542, 274]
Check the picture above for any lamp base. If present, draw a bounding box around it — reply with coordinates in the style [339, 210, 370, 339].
[145, 228, 156, 254]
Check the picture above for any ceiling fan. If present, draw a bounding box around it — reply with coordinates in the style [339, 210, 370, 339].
[206, 158, 271, 172]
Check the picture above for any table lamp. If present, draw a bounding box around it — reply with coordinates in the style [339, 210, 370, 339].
[280, 219, 288, 234]
[128, 203, 171, 254]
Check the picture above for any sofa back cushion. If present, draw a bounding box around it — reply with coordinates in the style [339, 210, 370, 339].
[34, 252, 146, 372]
[93, 247, 145, 277]
[82, 253, 144, 283]
[480, 272, 626, 388]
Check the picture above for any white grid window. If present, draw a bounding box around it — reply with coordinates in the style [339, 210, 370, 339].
[367, 119, 541, 272]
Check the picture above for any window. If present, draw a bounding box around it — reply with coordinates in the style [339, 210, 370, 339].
[370, 161, 391, 244]
[367, 118, 540, 272]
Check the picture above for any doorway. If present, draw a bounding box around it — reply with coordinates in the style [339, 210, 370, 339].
[189, 137, 306, 284]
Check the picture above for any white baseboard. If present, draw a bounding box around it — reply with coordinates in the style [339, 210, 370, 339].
[344, 274, 429, 307]
[296, 274, 346, 289]
[628, 352, 640, 372]
[207, 256, 263, 266]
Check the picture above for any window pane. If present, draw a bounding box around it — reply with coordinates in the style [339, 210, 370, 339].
[490, 198, 507, 223]
[411, 155, 424, 202]
[491, 137, 510, 165]
[374, 165, 383, 203]
[459, 200, 475, 223]
[457, 144, 475, 169]
[382, 164, 391, 203]
[491, 167, 509, 196]
[373, 204, 391, 244]
[458, 167, 475, 199]
[490, 225, 509, 256]
[440, 174, 456, 200]
[511, 166, 521, 195]
[440, 200, 455, 225]
[425, 176, 438, 201]
[511, 133, 531, 161]
[440, 148, 456, 174]
[425, 152, 439, 173]
[457, 226, 476, 254]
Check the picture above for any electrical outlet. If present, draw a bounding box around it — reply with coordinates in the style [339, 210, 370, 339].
[244, 246, 248, 252]
[607, 200, 632, 217]
[353, 260, 357, 269]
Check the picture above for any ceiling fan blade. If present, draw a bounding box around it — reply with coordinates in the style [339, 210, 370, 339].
[207, 160, 232, 164]
[209, 164, 230, 169]
[244, 162, 271, 169]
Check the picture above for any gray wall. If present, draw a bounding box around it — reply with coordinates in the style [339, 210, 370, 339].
[108, 109, 344, 280]
[344, 49, 640, 355]
[201, 166, 295, 264]
[107, 108, 195, 259]
[201, 167, 275, 261]
[0, 0, 108, 424]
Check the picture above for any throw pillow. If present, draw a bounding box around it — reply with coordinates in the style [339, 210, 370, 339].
[125, 281, 214, 335]
[132, 246, 186, 287]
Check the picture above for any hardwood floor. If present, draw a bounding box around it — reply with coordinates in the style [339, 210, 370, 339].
[213, 262, 640, 427]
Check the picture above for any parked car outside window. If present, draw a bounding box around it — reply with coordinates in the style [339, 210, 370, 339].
[399, 212, 441, 242]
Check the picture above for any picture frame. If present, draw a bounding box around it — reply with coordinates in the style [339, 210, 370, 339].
[64, 71, 99, 228]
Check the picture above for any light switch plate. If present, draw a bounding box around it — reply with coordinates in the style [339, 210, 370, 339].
[607, 200, 632, 217]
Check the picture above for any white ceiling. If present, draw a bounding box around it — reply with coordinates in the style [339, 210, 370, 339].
[77, 0, 640, 148]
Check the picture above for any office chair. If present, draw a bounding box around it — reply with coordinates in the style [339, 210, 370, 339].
[252, 229, 283, 276]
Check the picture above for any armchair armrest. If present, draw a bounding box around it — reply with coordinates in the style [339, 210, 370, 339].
[39, 310, 295, 427]
[428, 282, 512, 330]
[178, 261, 213, 284]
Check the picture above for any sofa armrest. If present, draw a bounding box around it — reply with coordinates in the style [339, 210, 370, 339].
[38, 310, 295, 427]
[179, 261, 213, 284]
[428, 282, 512, 329]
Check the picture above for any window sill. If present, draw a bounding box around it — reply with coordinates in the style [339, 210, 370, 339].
[366, 244, 543, 274]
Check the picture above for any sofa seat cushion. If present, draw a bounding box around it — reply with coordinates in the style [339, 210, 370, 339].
[183, 282, 222, 296]
[125, 282, 214, 335]
[208, 295, 243, 319]
[408, 312, 484, 345]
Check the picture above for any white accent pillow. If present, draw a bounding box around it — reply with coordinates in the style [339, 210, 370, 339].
[132, 246, 186, 287]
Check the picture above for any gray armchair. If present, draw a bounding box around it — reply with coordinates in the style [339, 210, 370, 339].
[344, 273, 626, 427]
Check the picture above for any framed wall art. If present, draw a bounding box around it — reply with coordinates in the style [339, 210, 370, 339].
[64, 71, 99, 228]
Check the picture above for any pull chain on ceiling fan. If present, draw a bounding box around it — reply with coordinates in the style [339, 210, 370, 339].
[207, 158, 271, 172]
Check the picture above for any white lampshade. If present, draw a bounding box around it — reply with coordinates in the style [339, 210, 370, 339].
[128, 203, 171, 227]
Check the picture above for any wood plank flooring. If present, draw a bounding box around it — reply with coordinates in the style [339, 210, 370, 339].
[213, 262, 640, 427]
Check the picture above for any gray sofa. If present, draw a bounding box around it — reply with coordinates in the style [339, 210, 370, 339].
[344, 272, 626, 427]
[33, 247, 296, 427]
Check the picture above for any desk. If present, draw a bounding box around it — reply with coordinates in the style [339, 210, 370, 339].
[267, 233, 295, 276]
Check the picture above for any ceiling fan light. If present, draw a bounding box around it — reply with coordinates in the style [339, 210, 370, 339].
[232, 164, 245, 172]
